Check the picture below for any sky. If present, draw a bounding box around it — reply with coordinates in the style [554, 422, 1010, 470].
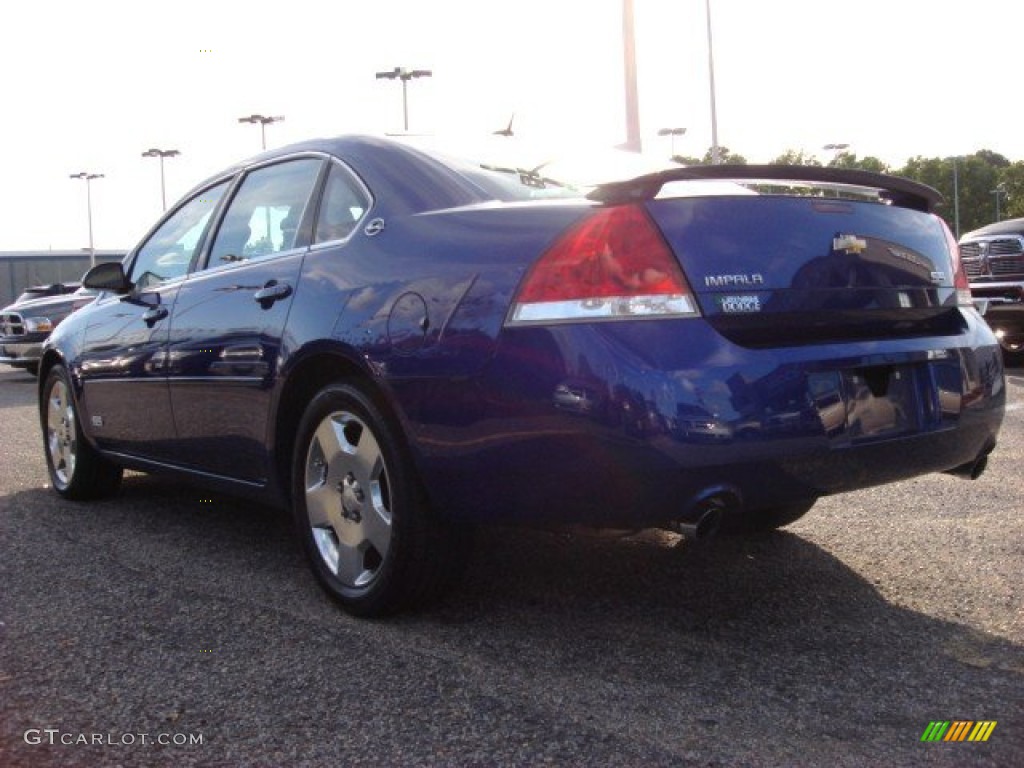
[2, 0, 1021, 251]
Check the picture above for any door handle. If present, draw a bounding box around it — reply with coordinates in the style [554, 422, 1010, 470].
[253, 281, 292, 309]
[142, 306, 169, 327]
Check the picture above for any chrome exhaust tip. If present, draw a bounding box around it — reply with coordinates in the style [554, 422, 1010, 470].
[670, 488, 741, 541]
[673, 506, 722, 541]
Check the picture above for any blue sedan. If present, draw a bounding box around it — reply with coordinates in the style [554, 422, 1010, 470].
[39, 136, 1005, 615]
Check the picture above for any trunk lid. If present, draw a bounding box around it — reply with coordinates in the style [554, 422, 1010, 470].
[645, 193, 963, 346]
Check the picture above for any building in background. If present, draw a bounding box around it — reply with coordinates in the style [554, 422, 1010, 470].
[0, 250, 125, 306]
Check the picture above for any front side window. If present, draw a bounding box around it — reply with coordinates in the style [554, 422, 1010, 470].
[131, 182, 228, 289]
[208, 158, 322, 266]
[314, 163, 371, 244]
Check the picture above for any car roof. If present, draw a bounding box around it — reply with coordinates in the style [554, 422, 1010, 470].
[186, 135, 494, 216]
[177, 133, 751, 218]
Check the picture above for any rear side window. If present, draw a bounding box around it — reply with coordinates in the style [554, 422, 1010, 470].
[208, 158, 322, 266]
[314, 163, 371, 244]
[131, 182, 229, 290]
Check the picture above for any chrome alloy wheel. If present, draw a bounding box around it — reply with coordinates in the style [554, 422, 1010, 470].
[46, 377, 77, 488]
[304, 410, 393, 588]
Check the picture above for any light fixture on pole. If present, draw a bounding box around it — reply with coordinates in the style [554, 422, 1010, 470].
[823, 143, 850, 166]
[141, 148, 180, 211]
[375, 67, 432, 131]
[658, 127, 687, 159]
[69, 172, 104, 268]
[237, 114, 285, 150]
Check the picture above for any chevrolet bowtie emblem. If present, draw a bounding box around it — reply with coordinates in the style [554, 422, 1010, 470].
[833, 234, 868, 254]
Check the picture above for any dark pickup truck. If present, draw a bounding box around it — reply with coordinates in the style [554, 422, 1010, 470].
[960, 217, 1024, 364]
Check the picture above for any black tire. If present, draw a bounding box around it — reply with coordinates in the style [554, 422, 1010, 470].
[1001, 344, 1024, 369]
[291, 381, 468, 617]
[721, 500, 816, 535]
[40, 364, 123, 500]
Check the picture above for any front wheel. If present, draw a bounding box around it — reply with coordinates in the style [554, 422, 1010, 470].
[40, 365, 122, 500]
[292, 381, 468, 617]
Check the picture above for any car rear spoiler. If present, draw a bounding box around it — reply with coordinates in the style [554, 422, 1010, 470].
[587, 164, 943, 213]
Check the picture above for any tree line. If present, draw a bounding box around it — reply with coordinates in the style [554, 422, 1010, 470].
[673, 148, 1023, 236]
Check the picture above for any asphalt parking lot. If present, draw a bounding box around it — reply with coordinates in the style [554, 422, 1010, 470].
[0, 365, 1021, 767]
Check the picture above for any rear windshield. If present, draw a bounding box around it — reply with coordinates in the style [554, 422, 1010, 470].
[399, 136, 766, 203]
[442, 155, 580, 201]
[399, 135, 683, 202]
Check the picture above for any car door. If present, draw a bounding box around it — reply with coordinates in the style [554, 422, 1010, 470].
[77, 181, 230, 461]
[163, 156, 324, 482]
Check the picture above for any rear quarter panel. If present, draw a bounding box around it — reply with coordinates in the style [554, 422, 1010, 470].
[284, 201, 590, 378]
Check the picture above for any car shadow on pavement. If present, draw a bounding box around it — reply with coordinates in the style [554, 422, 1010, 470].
[3, 475, 1021, 765]
[415, 524, 1022, 761]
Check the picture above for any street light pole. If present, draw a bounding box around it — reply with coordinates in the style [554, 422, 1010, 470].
[658, 127, 687, 159]
[237, 114, 285, 150]
[141, 148, 181, 211]
[69, 172, 104, 268]
[705, 0, 720, 164]
[621, 0, 642, 153]
[375, 67, 432, 131]
[952, 157, 961, 238]
[992, 184, 1006, 222]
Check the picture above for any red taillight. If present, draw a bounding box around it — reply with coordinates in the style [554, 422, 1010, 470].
[508, 204, 699, 325]
[937, 215, 972, 307]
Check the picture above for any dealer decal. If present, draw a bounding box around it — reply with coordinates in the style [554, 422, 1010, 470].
[717, 294, 762, 313]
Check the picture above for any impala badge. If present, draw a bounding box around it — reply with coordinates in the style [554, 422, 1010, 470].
[704, 273, 764, 288]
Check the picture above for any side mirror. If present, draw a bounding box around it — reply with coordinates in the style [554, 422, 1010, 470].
[82, 262, 131, 293]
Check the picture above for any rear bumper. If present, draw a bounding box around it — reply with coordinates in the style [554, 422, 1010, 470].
[404, 310, 1005, 527]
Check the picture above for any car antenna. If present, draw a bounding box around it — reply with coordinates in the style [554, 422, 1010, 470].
[493, 113, 515, 137]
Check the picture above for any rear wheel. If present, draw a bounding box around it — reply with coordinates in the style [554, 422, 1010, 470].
[292, 381, 467, 617]
[722, 500, 816, 535]
[41, 365, 122, 500]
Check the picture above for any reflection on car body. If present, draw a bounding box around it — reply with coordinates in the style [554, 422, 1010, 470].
[674, 403, 732, 442]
